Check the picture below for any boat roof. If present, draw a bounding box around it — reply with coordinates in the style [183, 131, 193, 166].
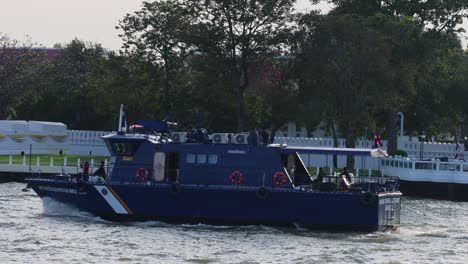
[101, 133, 388, 157]
[102, 133, 154, 140]
[276, 146, 388, 157]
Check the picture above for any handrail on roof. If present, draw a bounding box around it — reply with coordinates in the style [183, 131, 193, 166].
[277, 146, 388, 157]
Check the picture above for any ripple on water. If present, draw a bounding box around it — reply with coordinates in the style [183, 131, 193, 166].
[185, 258, 218, 263]
[350, 233, 401, 244]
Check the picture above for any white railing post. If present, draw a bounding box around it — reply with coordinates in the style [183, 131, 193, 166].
[91, 158, 94, 172]
[356, 168, 359, 176]
[368, 168, 371, 176]
[50, 157, 54, 167]
[412, 161, 416, 170]
[436, 160, 440, 171]
[64, 157, 67, 166]
[9, 155, 12, 165]
[105, 159, 108, 175]
[77, 158, 81, 173]
[329, 167, 333, 175]
[316, 166, 319, 176]
[36, 156, 40, 166]
[22, 156, 26, 166]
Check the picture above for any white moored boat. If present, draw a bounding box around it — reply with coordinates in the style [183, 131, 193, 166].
[382, 157, 468, 200]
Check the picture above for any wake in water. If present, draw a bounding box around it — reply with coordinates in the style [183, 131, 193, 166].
[40, 197, 101, 222]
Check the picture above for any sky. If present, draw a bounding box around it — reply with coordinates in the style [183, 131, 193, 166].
[0, 0, 466, 51]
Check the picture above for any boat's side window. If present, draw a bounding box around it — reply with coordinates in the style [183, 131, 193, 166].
[186, 154, 195, 163]
[198, 154, 206, 164]
[113, 143, 132, 155]
[208, 155, 218, 164]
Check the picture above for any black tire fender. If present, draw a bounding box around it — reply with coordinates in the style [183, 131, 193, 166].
[170, 183, 181, 195]
[256, 187, 271, 200]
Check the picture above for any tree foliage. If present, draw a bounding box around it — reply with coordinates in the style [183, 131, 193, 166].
[118, 0, 193, 113]
[0, 34, 42, 119]
[1, 0, 467, 161]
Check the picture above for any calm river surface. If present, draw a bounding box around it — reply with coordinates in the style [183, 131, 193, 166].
[1, 182, 467, 264]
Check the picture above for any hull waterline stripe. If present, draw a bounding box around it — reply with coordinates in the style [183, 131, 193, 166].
[93, 185, 130, 215]
[106, 186, 133, 215]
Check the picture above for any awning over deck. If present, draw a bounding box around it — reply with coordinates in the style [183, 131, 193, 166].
[276, 146, 388, 157]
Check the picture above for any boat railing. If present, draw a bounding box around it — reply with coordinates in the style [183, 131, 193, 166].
[382, 156, 468, 173]
[310, 174, 399, 193]
[351, 175, 400, 193]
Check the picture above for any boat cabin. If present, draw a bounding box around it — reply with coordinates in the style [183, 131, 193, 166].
[102, 128, 389, 192]
[102, 132, 319, 189]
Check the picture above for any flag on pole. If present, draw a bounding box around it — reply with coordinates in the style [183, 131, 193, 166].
[372, 134, 383, 149]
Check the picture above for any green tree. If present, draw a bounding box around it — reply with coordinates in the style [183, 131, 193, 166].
[177, 53, 238, 131]
[406, 35, 466, 138]
[187, 0, 295, 132]
[322, 0, 468, 33]
[293, 13, 428, 165]
[243, 58, 300, 136]
[16, 39, 108, 129]
[0, 34, 41, 119]
[78, 52, 163, 130]
[118, 0, 193, 113]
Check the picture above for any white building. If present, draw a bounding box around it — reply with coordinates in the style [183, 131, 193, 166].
[0, 120, 68, 155]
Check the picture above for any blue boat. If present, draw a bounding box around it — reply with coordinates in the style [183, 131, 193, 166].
[25, 118, 401, 232]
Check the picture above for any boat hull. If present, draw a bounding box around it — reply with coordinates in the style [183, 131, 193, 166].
[26, 178, 401, 232]
[400, 179, 468, 201]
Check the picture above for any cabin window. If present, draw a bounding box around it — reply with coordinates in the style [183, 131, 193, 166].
[208, 155, 218, 164]
[186, 154, 195, 163]
[113, 143, 132, 155]
[168, 153, 179, 182]
[197, 154, 207, 164]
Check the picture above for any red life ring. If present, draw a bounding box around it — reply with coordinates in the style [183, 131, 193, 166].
[229, 170, 244, 185]
[273, 171, 287, 186]
[136, 167, 150, 182]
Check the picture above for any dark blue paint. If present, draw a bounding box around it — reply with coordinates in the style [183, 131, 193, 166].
[26, 132, 401, 232]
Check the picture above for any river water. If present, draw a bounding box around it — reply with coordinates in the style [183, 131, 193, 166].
[1, 182, 467, 264]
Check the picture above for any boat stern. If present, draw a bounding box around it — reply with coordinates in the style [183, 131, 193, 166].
[377, 192, 402, 232]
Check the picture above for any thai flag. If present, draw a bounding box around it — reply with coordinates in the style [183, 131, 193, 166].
[372, 134, 383, 149]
